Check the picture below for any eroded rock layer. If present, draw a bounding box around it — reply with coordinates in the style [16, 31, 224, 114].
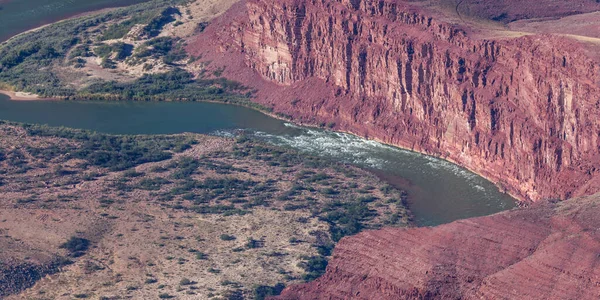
[275, 194, 600, 299]
[188, 0, 600, 202]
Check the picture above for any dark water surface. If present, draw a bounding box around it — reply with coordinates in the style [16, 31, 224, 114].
[0, 0, 151, 42]
[0, 94, 516, 225]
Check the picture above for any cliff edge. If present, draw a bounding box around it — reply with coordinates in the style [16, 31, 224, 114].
[275, 193, 600, 299]
[187, 0, 600, 202]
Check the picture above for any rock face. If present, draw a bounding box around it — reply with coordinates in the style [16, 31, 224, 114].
[275, 194, 600, 299]
[188, 0, 600, 202]
[184, 1, 600, 298]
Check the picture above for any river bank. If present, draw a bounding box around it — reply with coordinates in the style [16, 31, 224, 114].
[0, 7, 118, 45]
[0, 0, 151, 43]
[0, 94, 517, 226]
[0, 86, 525, 205]
[0, 89, 52, 100]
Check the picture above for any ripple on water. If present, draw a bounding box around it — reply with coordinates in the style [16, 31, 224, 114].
[248, 126, 516, 226]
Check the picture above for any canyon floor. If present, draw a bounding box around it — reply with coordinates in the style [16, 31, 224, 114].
[0, 122, 410, 299]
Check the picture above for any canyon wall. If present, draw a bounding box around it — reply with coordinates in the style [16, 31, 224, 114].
[189, 0, 600, 201]
[275, 193, 600, 299]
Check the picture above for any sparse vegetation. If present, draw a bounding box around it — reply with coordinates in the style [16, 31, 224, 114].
[23, 124, 195, 171]
[0, 0, 188, 97]
[0, 121, 410, 298]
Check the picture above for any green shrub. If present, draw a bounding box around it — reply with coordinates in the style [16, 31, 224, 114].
[24, 125, 193, 171]
[141, 7, 180, 38]
[145, 278, 158, 284]
[219, 234, 236, 241]
[298, 256, 328, 282]
[137, 177, 170, 190]
[320, 199, 377, 242]
[60, 237, 90, 253]
[112, 42, 134, 61]
[246, 238, 262, 249]
[254, 283, 285, 300]
[94, 44, 113, 58]
[99, 9, 157, 41]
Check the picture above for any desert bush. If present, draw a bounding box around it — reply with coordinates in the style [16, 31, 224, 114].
[137, 177, 170, 190]
[60, 236, 90, 254]
[246, 238, 263, 249]
[145, 278, 158, 284]
[219, 234, 236, 241]
[254, 283, 285, 300]
[298, 256, 328, 282]
[24, 125, 194, 171]
[141, 7, 180, 38]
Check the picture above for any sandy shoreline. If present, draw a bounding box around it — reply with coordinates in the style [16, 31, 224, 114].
[0, 90, 54, 101]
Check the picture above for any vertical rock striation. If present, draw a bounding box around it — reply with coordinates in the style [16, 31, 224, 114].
[189, 0, 600, 201]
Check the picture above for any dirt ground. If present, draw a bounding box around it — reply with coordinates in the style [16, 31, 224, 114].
[0, 123, 410, 299]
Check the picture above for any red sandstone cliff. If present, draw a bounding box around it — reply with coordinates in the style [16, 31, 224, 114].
[183, 2, 600, 298]
[275, 194, 600, 299]
[187, 0, 600, 202]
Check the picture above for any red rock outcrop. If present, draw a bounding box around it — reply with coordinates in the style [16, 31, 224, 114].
[275, 194, 600, 299]
[187, 0, 600, 202]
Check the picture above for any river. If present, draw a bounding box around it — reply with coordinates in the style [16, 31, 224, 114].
[0, 94, 517, 226]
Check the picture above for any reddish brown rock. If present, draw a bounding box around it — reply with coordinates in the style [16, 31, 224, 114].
[184, 1, 600, 298]
[275, 194, 600, 299]
[187, 0, 600, 202]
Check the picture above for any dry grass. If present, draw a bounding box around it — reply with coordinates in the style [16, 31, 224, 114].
[0, 123, 409, 299]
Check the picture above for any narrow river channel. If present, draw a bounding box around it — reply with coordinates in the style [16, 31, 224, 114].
[0, 94, 517, 226]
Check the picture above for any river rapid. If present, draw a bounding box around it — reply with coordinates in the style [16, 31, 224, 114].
[0, 94, 517, 226]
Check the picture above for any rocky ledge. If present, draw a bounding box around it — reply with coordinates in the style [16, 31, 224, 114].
[275, 193, 600, 299]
